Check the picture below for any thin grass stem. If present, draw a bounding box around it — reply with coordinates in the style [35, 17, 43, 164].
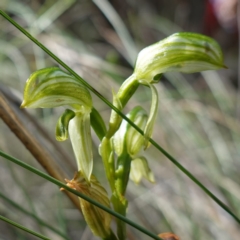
[93, 0, 138, 65]
[0, 192, 70, 240]
[0, 214, 50, 240]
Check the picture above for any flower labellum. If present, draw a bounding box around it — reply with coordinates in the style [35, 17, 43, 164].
[56, 109, 75, 141]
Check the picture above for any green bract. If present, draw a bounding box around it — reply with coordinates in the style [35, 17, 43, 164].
[134, 32, 226, 82]
[65, 172, 112, 238]
[21, 67, 92, 111]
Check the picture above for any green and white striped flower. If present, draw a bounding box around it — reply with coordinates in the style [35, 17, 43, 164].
[113, 106, 155, 185]
[21, 67, 92, 111]
[21, 67, 93, 181]
[107, 33, 225, 138]
[134, 32, 226, 82]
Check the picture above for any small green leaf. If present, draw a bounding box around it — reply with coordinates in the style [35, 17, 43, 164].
[55, 109, 75, 141]
[21, 67, 92, 111]
[134, 32, 226, 82]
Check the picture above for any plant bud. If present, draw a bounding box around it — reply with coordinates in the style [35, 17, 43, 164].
[130, 157, 155, 184]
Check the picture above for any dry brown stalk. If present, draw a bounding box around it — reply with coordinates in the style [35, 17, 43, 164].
[0, 92, 81, 212]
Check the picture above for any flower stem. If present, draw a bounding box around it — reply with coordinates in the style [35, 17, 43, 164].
[0, 214, 50, 240]
[103, 230, 119, 240]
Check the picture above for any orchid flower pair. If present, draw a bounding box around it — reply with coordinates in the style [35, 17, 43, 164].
[21, 32, 225, 240]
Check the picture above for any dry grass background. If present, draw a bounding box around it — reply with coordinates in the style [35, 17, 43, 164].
[0, 0, 240, 239]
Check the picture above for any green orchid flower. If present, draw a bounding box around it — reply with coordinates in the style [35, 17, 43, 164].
[107, 32, 226, 138]
[113, 106, 156, 193]
[21, 67, 93, 181]
[134, 32, 226, 82]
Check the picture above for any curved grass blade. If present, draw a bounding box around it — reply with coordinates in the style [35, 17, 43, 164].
[0, 192, 69, 240]
[0, 10, 240, 226]
[93, 0, 138, 65]
[0, 214, 50, 240]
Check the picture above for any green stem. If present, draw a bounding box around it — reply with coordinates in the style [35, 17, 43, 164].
[6, 160, 42, 233]
[0, 214, 50, 240]
[0, 192, 69, 240]
[100, 137, 116, 191]
[112, 153, 132, 240]
[1, 10, 240, 226]
[0, 149, 163, 240]
[90, 107, 107, 140]
[111, 193, 128, 240]
[116, 74, 139, 107]
[103, 230, 118, 240]
[107, 74, 139, 139]
[149, 139, 240, 223]
[115, 153, 132, 196]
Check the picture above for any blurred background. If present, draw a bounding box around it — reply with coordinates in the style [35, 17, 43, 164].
[0, 0, 240, 239]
